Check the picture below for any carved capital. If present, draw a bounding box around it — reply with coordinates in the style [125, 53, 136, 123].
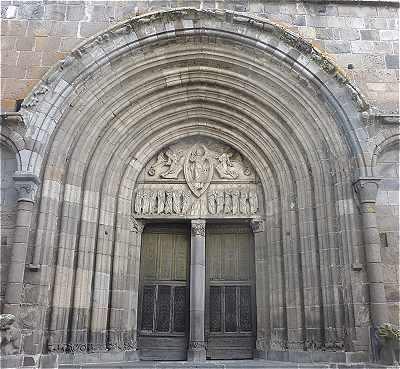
[13, 172, 40, 203]
[129, 216, 145, 233]
[191, 219, 205, 237]
[353, 178, 381, 204]
[250, 218, 265, 233]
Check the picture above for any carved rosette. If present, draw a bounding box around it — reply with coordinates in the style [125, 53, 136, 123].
[191, 220, 205, 237]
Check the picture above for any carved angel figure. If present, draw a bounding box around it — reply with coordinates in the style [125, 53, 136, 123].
[161, 149, 184, 179]
[0, 314, 20, 355]
[215, 152, 239, 179]
[148, 152, 167, 176]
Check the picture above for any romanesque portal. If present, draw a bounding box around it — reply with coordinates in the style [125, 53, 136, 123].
[1, 7, 397, 366]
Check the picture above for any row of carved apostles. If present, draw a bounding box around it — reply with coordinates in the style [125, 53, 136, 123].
[133, 187, 259, 216]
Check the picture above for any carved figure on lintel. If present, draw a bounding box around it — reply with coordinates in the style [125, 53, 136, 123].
[134, 191, 143, 214]
[224, 189, 232, 214]
[207, 191, 217, 215]
[157, 190, 165, 214]
[0, 314, 20, 355]
[173, 190, 182, 214]
[249, 190, 258, 214]
[215, 152, 239, 179]
[164, 190, 173, 214]
[148, 191, 157, 214]
[142, 191, 150, 214]
[232, 189, 240, 215]
[182, 191, 192, 214]
[191, 198, 201, 216]
[160, 149, 184, 179]
[239, 189, 248, 214]
[216, 191, 224, 214]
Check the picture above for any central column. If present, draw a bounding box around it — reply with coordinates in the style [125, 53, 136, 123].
[188, 219, 206, 361]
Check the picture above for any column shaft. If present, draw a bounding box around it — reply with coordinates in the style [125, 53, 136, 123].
[3, 173, 39, 316]
[354, 178, 387, 327]
[188, 219, 206, 361]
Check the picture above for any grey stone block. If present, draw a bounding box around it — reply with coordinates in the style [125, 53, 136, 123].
[324, 40, 351, 54]
[385, 54, 399, 69]
[360, 29, 380, 41]
[18, 3, 44, 20]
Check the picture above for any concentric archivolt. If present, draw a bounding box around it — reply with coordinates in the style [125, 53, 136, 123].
[16, 8, 374, 352]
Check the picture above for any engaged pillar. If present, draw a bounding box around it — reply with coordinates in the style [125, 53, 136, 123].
[251, 218, 269, 358]
[353, 178, 388, 327]
[188, 219, 206, 361]
[3, 172, 39, 316]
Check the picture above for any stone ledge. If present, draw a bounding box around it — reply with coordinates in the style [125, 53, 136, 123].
[265, 350, 370, 363]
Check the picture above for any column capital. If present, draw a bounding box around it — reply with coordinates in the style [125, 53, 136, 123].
[250, 217, 265, 233]
[191, 219, 205, 237]
[129, 216, 145, 233]
[13, 172, 40, 203]
[353, 177, 381, 203]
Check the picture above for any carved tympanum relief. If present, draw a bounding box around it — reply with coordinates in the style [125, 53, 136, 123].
[133, 138, 262, 217]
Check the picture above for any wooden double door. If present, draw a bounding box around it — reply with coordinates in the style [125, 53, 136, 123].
[138, 223, 255, 360]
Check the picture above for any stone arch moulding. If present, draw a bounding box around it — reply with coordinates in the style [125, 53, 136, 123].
[10, 7, 382, 363]
[19, 8, 372, 178]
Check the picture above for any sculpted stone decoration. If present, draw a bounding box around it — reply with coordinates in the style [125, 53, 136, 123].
[191, 220, 206, 237]
[0, 314, 21, 355]
[133, 137, 262, 218]
[13, 173, 40, 203]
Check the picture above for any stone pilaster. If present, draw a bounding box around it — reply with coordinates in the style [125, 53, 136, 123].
[188, 219, 206, 361]
[3, 173, 39, 317]
[353, 178, 388, 327]
[251, 218, 269, 357]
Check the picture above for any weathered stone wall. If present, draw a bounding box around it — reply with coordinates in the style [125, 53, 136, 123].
[0, 143, 18, 305]
[376, 140, 400, 324]
[0, 0, 399, 113]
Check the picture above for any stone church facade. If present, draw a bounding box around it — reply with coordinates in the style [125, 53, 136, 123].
[0, 1, 399, 367]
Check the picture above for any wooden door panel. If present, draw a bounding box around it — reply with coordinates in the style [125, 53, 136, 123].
[138, 225, 189, 361]
[206, 224, 255, 360]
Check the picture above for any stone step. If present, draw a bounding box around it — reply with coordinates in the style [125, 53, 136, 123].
[59, 360, 394, 369]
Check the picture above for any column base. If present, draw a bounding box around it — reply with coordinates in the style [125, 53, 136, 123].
[187, 342, 206, 361]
